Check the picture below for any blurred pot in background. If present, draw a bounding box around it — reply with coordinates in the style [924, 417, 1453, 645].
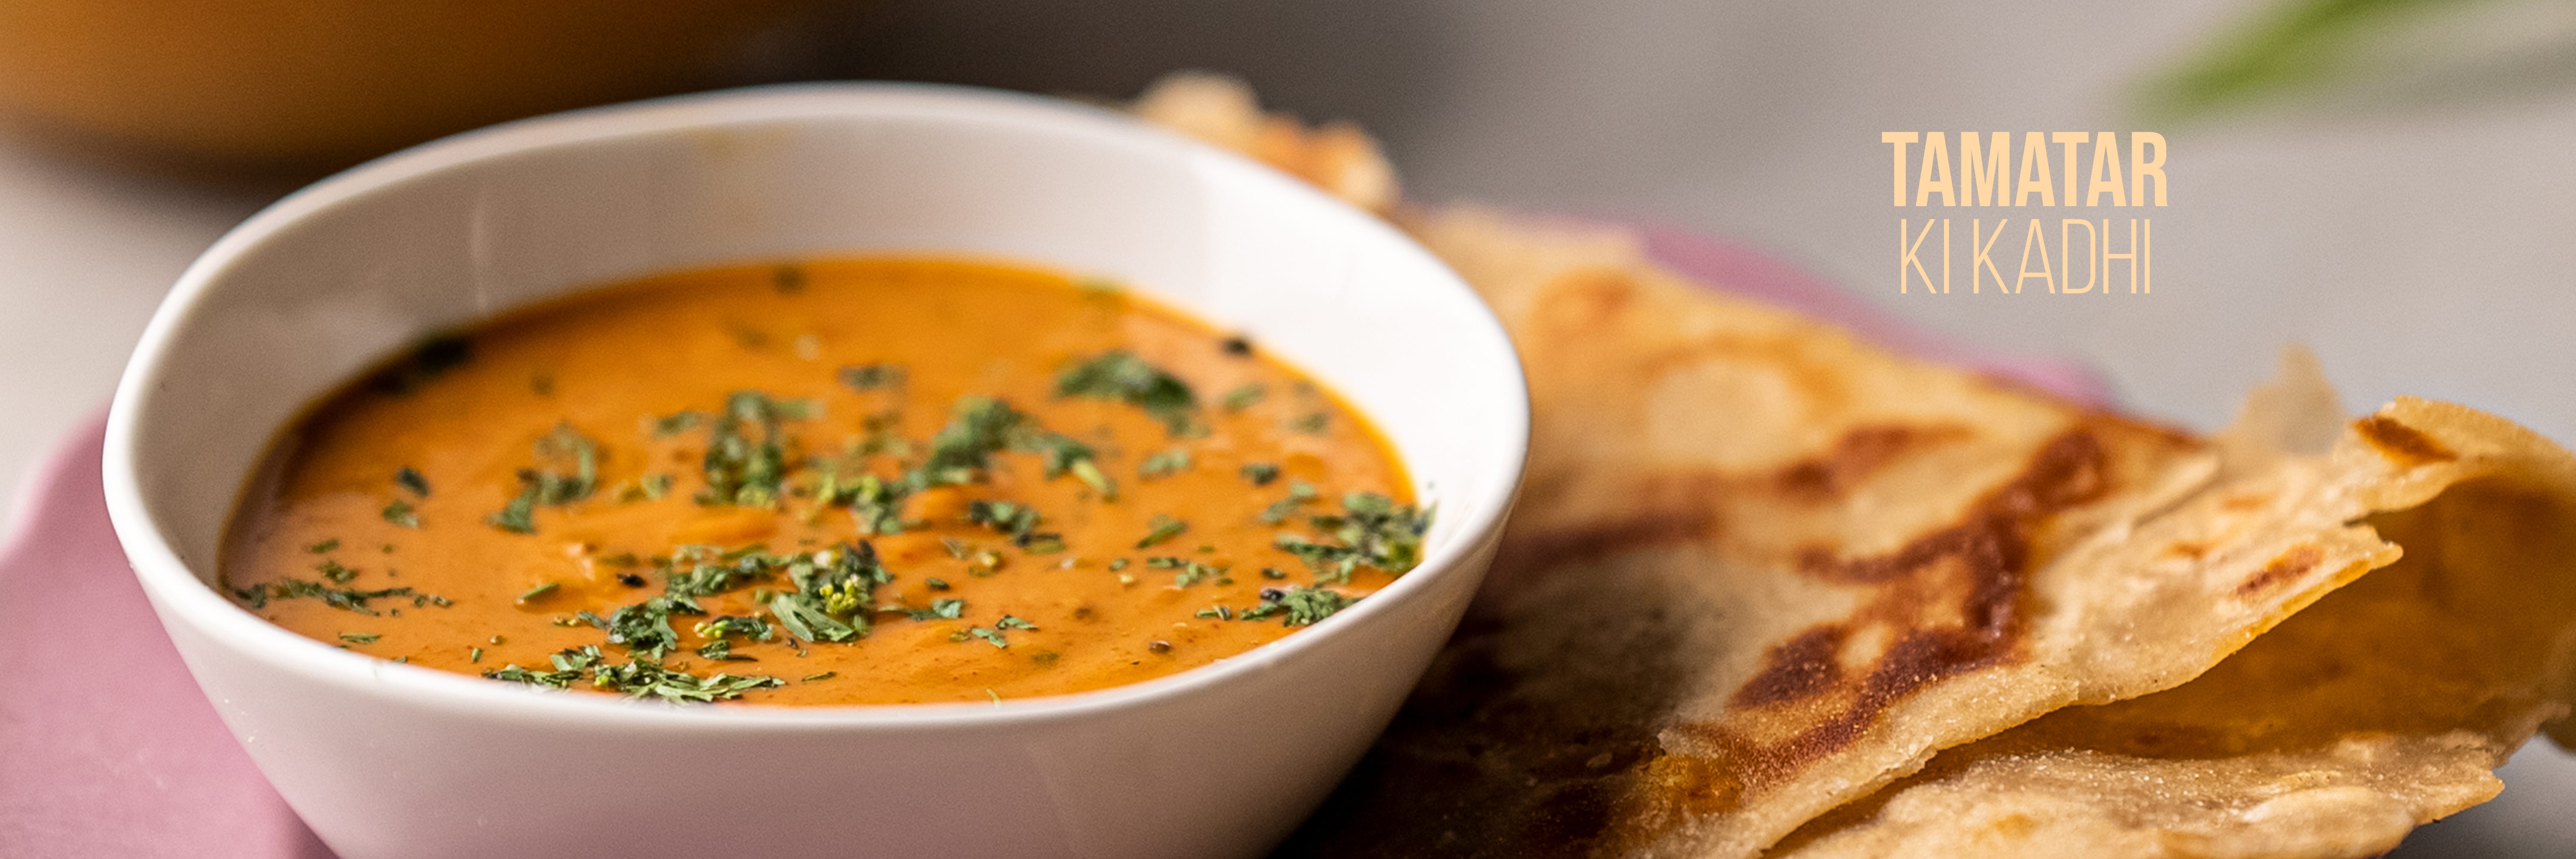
[0, 0, 845, 178]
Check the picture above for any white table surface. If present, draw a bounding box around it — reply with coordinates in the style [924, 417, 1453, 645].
[2, 1, 2570, 854]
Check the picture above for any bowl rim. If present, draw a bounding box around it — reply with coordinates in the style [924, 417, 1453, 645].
[100, 81, 1531, 729]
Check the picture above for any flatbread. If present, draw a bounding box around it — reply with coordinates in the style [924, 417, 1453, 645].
[1770, 397, 2576, 858]
[1289, 211, 2576, 859]
[1126, 75, 2576, 859]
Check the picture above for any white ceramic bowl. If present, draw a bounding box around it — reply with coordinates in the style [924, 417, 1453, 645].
[102, 84, 1527, 859]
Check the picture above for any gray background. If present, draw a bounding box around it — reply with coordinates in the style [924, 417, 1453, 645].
[1, 1, 2569, 854]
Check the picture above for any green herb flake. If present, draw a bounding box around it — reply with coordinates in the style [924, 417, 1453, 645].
[316, 559, 358, 583]
[964, 499, 1063, 555]
[1221, 383, 1266, 412]
[1275, 493, 1435, 583]
[620, 473, 674, 502]
[1139, 448, 1193, 480]
[305, 539, 340, 554]
[1070, 459, 1118, 500]
[381, 499, 420, 529]
[1259, 480, 1320, 524]
[338, 632, 380, 644]
[469, 646, 484, 663]
[1136, 514, 1188, 549]
[517, 582, 560, 603]
[899, 598, 966, 621]
[394, 467, 431, 497]
[487, 496, 535, 534]
[481, 645, 783, 703]
[803, 671, 838, 682]
[1288, 412, 1329, 434]
[237, 579, 438, 615]
[1055, 351, 1198, 436]
[651, 411, 705, 438]
[696, 392, 816, 507]
[757, 540, 883, 644]
[1240, 585, 1358, 626]
[488, 423, 599, 533]
[1167, 559, 1227, 588]
[838, 363, 908, 391]
[1239, 463, 1282, 486]
[926, 577, 951, 591]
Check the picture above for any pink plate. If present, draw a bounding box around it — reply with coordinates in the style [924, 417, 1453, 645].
[0, 230, 2110, 857]
[0, 414, 331, 857]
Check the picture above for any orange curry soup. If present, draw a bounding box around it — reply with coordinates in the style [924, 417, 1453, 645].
[219, 258, 1424, 706]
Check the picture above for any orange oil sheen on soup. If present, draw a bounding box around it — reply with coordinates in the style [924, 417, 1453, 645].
[218, 258, 1423, 705]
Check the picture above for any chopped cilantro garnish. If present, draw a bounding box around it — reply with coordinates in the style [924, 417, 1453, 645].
[517, 582, 559, 603]
[694, 614, 773, 643]
[651, 411, 704, 438]
[1069, 459, 1118, 500]
[769, 594, 857, 643]
[1259, 480, 1319, 524]
[964, 500, 1061, 552]
[395, 466, 431, 497]
[578, 594, 702, 658]
[1288, 412, 1329, 434]
[920, 396, 1024, 480]
[1136, 514, 1188, 549]
[956, 614, 1037, 648]
[1274, 493, 1434, 583]
[381, 499, 419, 529]
[337, 632, 380, 644]
[305, 539, 339, 554]
[897, 598, 966, 621]
[696, 392, 814, 507]
[912, 396, 1115, 498]
[1221, 383, 1265, 411]
[616, 473, 674, 503]
[820, 472, 912, 535]
[482, 645, 782, 703]
[1239, 463, 1281, 486]
[1139, 449, 1192, 480]
[1240, 586, 1358, 626]
[233, 579, 441, 615]
[925, 577, 951, 591]
[1055, 351, 1198, 436]
[488, 496, 535, 534]
[317, 559, 357, 583]
[838, 363, 908, 391]
[1146, 557, 1226, 587]
[488, 423, 598, 533]
[762, 541, 886, 643]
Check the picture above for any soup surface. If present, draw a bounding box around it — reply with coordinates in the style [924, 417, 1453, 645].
[220, 258, 1422, 705]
